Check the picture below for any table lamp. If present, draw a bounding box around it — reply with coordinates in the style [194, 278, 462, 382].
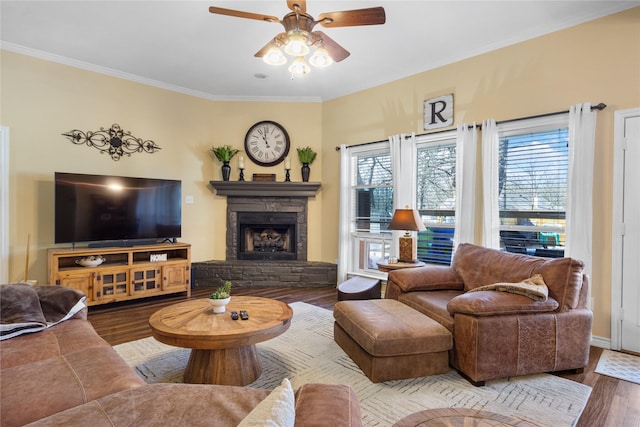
[388, 208, 426, 263]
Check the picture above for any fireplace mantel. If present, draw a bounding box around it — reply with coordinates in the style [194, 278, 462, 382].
[210, 181, 321, 197]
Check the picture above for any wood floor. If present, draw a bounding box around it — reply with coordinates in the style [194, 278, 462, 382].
[87, 285, 640, 427]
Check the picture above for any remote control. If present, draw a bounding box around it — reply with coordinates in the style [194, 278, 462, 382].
[240, 310, 249, 320]
[230, 311, 238, 320]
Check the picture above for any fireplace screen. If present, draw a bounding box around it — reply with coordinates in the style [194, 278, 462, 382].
[237, 212, 297, 260]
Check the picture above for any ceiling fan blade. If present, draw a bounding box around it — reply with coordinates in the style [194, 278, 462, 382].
[254, 33, 287, 57]
[313, 31, 350, 62]
[317, 7, 386, 28]
[208, 6, 280, 23]
[286, 0, 306, 14]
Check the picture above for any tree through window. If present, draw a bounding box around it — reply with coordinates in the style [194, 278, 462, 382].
[416, 138, 456, 264]
[498, 126, 568, 257]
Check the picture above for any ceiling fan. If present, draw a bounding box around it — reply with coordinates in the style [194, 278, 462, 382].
[208, 1, 386, 77]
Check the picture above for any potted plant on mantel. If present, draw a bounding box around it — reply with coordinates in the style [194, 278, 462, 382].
[296, 146, 317, 182]
[208, 280, 232, 313]
[210, 145, 240, 181]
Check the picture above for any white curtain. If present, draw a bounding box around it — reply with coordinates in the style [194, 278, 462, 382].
[390, 133, 417, 257]
[453, 123, 477, 249]
[566, 103, 597, 281]
[481, 119, 500, 249]
[337, 143, 351, 283]
[390, 133, 417, 208]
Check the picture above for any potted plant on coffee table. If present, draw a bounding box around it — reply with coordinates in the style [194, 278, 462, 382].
[208, 280, 232, 313]
[210, 145, 240, 181]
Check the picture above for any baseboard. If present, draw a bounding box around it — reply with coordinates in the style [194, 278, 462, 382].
[591, 335, 611, 349]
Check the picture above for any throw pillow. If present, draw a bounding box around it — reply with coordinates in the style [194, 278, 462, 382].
[238, 378, 295, 427]
[467, 274, 549, 301]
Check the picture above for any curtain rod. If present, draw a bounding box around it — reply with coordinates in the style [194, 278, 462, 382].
[334, 126, 467, 151]
[495, 102, 606, 126]
[335, 102, 606, 151]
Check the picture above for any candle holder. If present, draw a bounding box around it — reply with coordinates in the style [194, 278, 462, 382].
[238, 168, 245, 182]
[285, 169, 291, 182]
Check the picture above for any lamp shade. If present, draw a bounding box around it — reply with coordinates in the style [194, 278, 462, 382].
[284, 31, 310, 56]
[388, 209, 426, 232]
[288, 56, 310, 77]
[263, 45, 287, 65]
[309, 45, 333, 67]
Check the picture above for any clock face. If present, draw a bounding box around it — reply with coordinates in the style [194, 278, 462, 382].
[244, 121, 291, 166]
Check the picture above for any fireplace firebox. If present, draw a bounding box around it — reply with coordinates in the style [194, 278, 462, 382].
[237, 212, 297, 260]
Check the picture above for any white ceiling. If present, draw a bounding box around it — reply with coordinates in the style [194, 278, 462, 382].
[1, 1, 637, 102]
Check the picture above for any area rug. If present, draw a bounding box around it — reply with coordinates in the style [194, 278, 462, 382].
[595, 349, 640, 385]
[114, 302, 591, 427]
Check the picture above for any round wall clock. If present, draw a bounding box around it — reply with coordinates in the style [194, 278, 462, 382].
[244, 121, 290, 166]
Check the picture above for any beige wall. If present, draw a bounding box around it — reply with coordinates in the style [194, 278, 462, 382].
[1, 51, 322, 285]
[321, 8, 640, 340]
[2, 7, 639, 340]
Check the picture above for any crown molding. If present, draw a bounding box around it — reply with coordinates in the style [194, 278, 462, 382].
[0, 42, 322, 103]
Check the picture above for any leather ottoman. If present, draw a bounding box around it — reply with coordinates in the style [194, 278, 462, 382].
[333, 299, 452, 383]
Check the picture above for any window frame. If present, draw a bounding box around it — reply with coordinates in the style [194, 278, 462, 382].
[346, 142, 393, 278]
[496, 113, 569, 257]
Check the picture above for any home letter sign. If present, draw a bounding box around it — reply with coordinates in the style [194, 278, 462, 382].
[150, 253, 168, 262]
[424, 94, 454, 130]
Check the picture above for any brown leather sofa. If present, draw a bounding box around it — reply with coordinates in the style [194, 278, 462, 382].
[385, 243, 592, 385]
[0, 284, 362, 427]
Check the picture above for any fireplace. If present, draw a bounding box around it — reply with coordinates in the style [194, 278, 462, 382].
[194, 182, 337, 288]
[237, 212, 297, 260]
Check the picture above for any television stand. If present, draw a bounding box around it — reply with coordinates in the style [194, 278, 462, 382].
[47, 243, 191, 306]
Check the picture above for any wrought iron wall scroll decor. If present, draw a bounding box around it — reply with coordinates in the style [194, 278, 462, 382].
[62, 123, 161, 161]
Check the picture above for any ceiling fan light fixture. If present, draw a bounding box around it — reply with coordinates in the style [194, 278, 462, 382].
[263, 44, 287, 65]
[284, 31, 310, 56]
[288, 56, 311, 78]
[209, 3, 386, 78]
[309, 45, 333, 68]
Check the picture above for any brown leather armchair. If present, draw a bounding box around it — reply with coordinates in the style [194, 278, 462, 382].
[385, 243, 593, 385]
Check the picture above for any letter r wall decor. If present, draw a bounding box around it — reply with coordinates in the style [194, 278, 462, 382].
[424, 94, 454, 130]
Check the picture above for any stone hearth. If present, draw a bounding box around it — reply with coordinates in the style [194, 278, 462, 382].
[192, 260, 337, 288]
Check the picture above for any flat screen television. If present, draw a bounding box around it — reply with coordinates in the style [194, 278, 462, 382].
[55, 172, 182, 247]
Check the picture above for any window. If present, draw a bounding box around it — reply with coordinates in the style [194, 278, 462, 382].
[497, 117, 568, 258]
[340, 131, 462, 279]
[416, 137, 457, 265]
[351, 147, 393, 273]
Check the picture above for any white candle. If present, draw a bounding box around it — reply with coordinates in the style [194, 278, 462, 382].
[285, 157, 290, 169]
[238, 156, 245, 169]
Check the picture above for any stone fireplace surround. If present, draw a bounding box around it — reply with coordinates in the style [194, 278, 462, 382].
[192, 182, 337, 288]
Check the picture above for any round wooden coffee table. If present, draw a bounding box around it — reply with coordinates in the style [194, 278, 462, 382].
[149, 296, 292, 386]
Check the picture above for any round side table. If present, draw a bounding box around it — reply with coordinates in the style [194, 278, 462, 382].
[377, 260, 425, 273]
[393, 408, 537, 427]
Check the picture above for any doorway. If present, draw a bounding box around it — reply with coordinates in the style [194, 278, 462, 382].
[0, 127, 9, 283]
[611, 107, 640, 352]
